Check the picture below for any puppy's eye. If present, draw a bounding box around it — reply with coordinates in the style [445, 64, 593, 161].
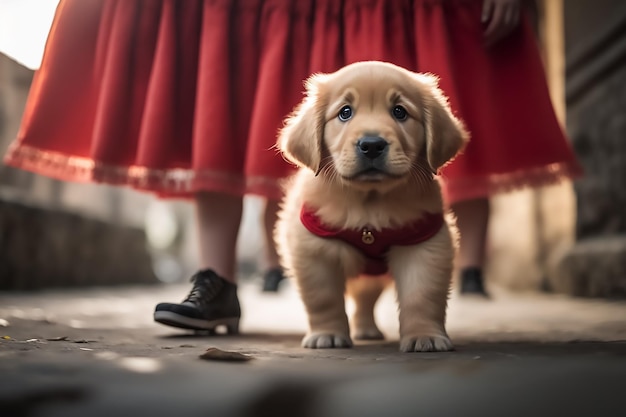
[338, 105, 353, 122]
[392, 105, 408, 121]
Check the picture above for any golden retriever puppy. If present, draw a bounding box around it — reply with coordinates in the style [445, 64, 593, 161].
[275, 61, 468, 352]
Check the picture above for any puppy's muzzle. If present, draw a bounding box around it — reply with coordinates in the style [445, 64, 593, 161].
[356, 136, 388, 160]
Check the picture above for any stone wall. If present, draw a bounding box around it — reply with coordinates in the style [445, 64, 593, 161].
[0, 199, 155, 290]
[0, 53, 158, 289]
[550, 1, 626, 297]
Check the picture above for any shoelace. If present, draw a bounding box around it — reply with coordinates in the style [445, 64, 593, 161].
[183, 273, 223, 307]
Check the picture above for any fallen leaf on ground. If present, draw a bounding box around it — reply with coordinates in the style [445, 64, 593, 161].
[199, 347, 253, 362]
[1, 336, 11, 340]
[46, 336, 69, 341]
[179, 344, 195, 348]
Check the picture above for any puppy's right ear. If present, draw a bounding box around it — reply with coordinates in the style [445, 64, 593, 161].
[277, 74, 328, 175]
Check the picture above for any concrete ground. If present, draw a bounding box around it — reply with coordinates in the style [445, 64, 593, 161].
[1, 278, 626, 417]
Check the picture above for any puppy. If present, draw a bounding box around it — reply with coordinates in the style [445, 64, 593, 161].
[275, 61, 468, 352]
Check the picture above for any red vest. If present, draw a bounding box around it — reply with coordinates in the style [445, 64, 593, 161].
[300, 206, 445, 275]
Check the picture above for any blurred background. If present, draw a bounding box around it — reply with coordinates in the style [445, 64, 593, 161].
[0, 0, 624, 298]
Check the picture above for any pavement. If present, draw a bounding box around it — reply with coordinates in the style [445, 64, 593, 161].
[1, 278, 626, 417]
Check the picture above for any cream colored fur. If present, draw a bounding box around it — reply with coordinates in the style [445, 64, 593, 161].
[275, 61, 468, 352]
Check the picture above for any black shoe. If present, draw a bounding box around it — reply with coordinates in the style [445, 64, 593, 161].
[262, 267, 285, 292]
[154, 269, 240, 333]
[460, 267, 489, 297]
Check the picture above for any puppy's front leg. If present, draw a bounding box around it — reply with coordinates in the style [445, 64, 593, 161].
[389, 233, 454, 352]
[295, 259, 352, 349]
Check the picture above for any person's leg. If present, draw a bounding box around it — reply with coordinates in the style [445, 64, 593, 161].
[261, 198, 286, 292]
[451, 197, 490, 296]
[154, 192, 243, 332]
[195, 192, 244, 284]
[262, 198, 281, 270]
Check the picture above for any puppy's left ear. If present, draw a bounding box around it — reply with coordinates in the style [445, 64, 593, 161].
[277, 74, 329, 174]
[415, 73, 469, 173]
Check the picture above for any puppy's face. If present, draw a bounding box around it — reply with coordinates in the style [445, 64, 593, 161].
[322, 68, 425, 190]
[279, 61, 468, 193]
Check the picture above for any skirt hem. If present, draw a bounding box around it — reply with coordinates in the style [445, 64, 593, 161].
[442, 161, 583, 205]
[6, 142, 580, 203]
[4, 142, 285, 200]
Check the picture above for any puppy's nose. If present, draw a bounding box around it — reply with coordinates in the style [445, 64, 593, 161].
[356, 136, 388, 159]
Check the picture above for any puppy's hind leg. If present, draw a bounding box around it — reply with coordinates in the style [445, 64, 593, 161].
[346, 276, 389, 340]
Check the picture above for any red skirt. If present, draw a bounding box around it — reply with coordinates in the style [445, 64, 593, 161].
[4, 0, 582, 203]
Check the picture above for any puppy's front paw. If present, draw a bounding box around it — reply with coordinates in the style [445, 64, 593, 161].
[399, 335, 453, 352]
[302, 333, 353, 349]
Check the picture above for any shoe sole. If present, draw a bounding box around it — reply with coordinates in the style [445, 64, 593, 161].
[153, 311, 240, 334]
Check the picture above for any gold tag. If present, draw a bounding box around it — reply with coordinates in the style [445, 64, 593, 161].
[361, 229, 375, 244]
